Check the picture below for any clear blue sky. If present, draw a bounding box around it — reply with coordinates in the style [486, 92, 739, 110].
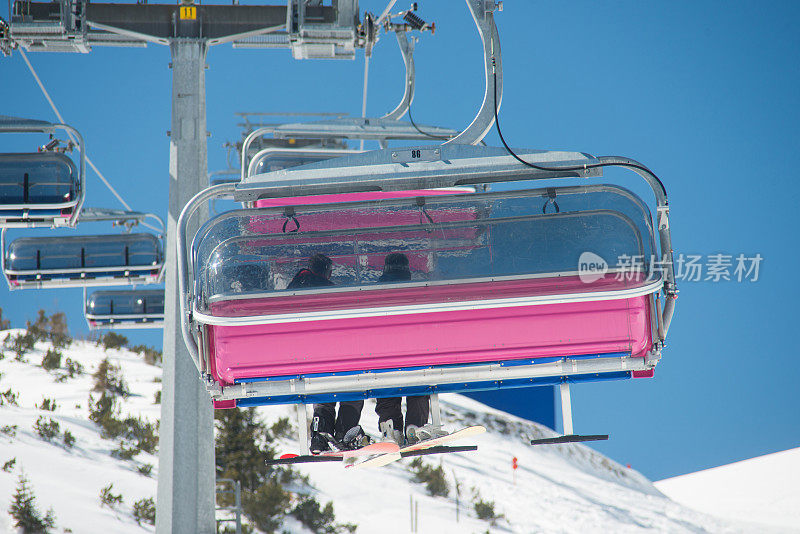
[2, 1, 798, 481]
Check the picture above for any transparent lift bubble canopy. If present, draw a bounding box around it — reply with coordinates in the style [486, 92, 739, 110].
[0, 115, 86, 229]
[3, 233, 164, 289]
[177, 144, 677, 408]
[85, 289, 165, 329]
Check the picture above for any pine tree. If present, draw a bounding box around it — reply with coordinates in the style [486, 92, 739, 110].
[47, 312, 71, 349]
[92, 358, 129, 397]
[8, 473, 55, 533]
[215, 408, 274, 493]
[26, 310, 49, 343]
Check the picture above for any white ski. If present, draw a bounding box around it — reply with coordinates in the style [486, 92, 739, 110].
[348, 425, 486, 469]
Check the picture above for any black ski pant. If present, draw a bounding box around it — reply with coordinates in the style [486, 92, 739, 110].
[375, 396, 430, 432]
[313, 401, 364, 440]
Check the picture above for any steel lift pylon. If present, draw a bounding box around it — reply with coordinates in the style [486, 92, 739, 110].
[5, 1, 373, 532]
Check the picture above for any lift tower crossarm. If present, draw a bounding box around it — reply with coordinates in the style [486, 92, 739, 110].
[8, 1, 358, 54]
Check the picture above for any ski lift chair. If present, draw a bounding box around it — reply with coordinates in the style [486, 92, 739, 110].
[0, 116, 86, 228]
[85, 289, 165, 329]
[210, 148, 366, 217]
[248, 147, 363, 178]
[178, 1, 677, 451]
[177, 145, 677, 415]
[2, 208, 165, 290]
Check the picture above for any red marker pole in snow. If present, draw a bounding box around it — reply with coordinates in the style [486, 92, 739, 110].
[512, 456, 518, 485]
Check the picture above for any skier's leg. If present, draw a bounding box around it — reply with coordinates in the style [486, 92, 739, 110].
[404, 395, 430, 429]
[313, 403, 336, 430]
[334, 400, 371, 449]
[375, 397, 403, 431]
[404, 396, 431, 444]
[310, 403, 336, 453]
[375, 397, 404, 444]
[334, 400, 364, 440]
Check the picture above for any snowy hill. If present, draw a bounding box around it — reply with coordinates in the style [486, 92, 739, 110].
[0, 328, 761, 533]
[0, 330, 160, 533]
[655, 448, 800, 533]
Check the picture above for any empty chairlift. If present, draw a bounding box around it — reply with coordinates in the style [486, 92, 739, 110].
[85, 289, 165, 329]
[233, 20, 452, 185]
[177, 144, 678, 410]
[0, 116, 85, 228]
[3, 231, 164, 289]
[265, 20, 452, 149]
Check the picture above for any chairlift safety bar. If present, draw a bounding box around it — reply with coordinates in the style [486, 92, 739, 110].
[85, 316, 164, 330]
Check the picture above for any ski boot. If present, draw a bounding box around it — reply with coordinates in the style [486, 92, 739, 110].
[341, 425, 372, 450]
[379, 420, 405, 446]
[405, 424, 448, 445]
[310, 415, 333, 454]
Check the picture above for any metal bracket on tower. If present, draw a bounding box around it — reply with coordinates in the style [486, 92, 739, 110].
[7, 0, 363, 55]
[287, 0, 359, 59]
[0, 17, 13, 56]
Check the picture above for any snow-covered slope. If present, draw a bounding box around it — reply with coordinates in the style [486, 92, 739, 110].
[0, 329, 764, 533]
[655, 448, 800, 533]
[276, 397, 748, 534]
[0, 330, 159, 533]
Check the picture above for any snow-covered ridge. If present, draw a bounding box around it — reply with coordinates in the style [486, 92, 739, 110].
[0, 329, 759, 533]
[656, 447, 800, 532]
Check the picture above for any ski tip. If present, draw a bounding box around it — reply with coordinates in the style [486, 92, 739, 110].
[267, 454, 343, 465]
[400, 445, 478, 458]
[530, 434, 609, 445]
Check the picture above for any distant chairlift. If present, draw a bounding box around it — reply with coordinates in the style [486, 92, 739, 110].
[2, 208, 165, 290]
[238, 16, 454, 167]
[0, 115, 86, 228]
[85, 289, 165, 329]
[247, 147, 363, 178]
